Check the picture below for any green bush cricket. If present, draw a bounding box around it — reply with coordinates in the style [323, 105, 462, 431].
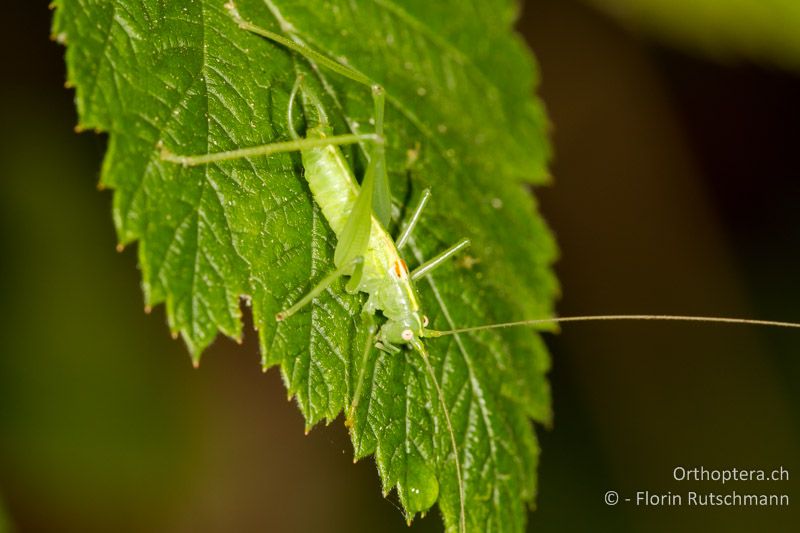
[161, 3, 473, 528]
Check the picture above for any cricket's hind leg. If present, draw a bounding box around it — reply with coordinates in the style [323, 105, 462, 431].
[225, 0, 375, 89]
[159, 132, 377, 167]
[160, 51, 377, 168]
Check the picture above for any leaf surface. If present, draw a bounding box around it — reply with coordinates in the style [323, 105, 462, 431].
[53, 0, 557, 531]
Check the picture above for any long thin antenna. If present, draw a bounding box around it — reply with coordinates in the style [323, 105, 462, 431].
[412, 340, 466, 533]
[427, 315, 800, 337]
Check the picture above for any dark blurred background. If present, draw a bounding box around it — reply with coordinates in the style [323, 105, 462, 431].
[1, 1, 798, 532]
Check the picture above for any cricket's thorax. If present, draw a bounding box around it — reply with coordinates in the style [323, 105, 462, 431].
[300, 126, 424, 340]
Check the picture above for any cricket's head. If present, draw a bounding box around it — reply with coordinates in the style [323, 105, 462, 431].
[377, 312, 429, 347]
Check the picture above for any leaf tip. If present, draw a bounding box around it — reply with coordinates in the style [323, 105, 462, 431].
[55, 33, 67, 45]
[186, 343, 203, 369]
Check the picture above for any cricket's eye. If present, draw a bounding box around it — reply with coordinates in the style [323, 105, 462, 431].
[401, 329, 414, 341]
[422, 315, 429, 327]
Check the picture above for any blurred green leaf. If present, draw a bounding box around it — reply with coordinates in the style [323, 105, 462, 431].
[585, 0, 800, 68]
[0, 496, 11, 533]
[53, 0, 556, 531]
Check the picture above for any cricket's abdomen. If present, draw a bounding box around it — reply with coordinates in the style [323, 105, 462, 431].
[300, 127, 360, 235]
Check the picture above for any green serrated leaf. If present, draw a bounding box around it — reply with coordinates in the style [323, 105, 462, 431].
[53, 0, 558, 531]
